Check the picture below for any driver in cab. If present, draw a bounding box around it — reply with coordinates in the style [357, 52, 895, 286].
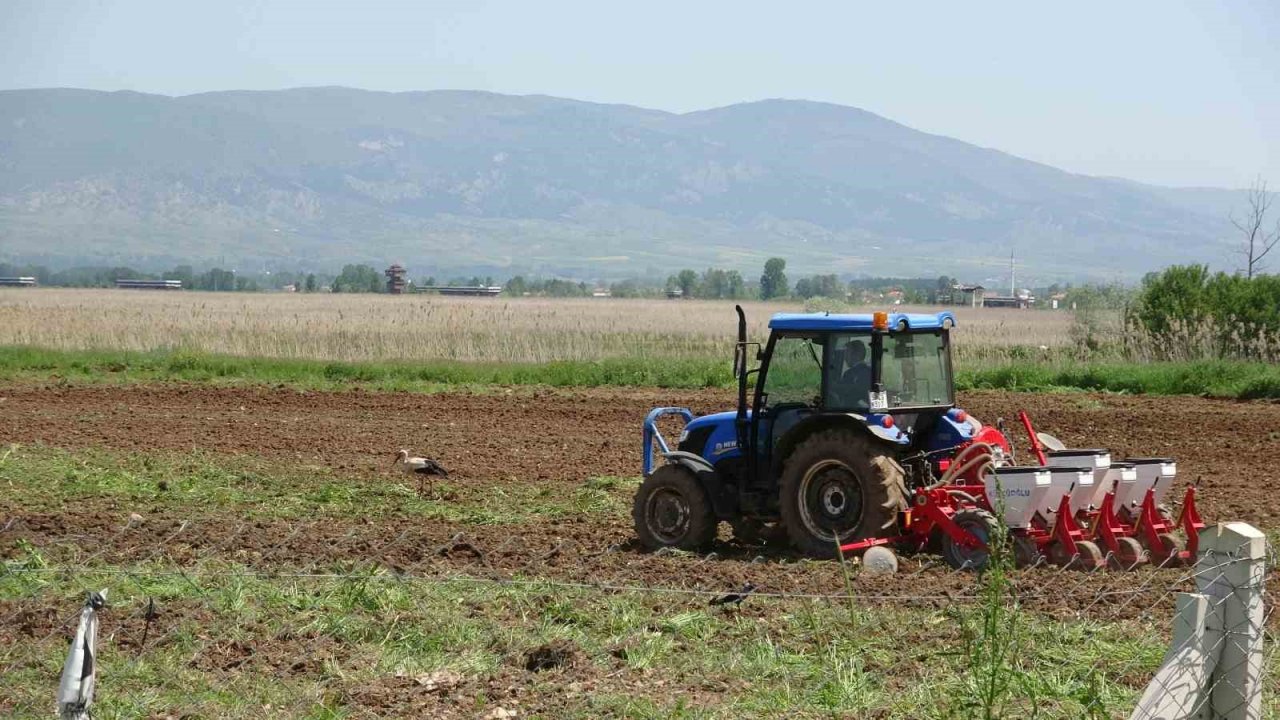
[831, 339, 871, 410]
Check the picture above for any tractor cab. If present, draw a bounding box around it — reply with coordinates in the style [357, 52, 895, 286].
[743, 310, 963, 462]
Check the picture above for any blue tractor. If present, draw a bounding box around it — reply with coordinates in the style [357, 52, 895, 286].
[636, 306, 1011, 558]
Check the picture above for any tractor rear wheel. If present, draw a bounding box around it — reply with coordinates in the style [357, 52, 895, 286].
[779, 429, 907, 558]
[633, 465, 717, 552]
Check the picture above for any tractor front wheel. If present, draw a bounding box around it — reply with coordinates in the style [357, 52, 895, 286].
[632, 465, 717, 552]
[779, 429, 907, 558]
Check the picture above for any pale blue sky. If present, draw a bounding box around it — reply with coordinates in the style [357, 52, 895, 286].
[2, 0, 1276, 188]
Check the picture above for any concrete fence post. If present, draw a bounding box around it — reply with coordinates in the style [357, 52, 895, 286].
[1130, 522, 1266, 720]
[1200, 522, 1266, 719]
[1130, 592, 1217, 718]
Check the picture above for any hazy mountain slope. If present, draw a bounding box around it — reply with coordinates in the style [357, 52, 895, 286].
[0, 87, 1244, 281]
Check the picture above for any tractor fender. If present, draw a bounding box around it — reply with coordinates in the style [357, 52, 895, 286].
[661, 451, 737, 519]
[774, 413, 907, 469]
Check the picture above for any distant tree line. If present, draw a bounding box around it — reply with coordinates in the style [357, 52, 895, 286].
[5, 256, 1099, 307]
[0, 262, 335, 293]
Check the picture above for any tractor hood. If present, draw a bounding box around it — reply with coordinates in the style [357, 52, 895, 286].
[682, 410, 744, 436]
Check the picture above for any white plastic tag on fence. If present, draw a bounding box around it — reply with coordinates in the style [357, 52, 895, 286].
[57, 589, 107, 720]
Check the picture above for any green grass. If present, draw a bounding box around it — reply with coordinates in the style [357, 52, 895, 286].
[0, 345, 733, 390]
[4, 345, 1280, 399]
[0, 556, 1176, 719]
[957, 360, 1280, 400]
[0, 444, 639, 526]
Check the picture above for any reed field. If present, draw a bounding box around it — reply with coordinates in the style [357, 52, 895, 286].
[0, 288, 1080, 365]
[4, 288, 1278, 397]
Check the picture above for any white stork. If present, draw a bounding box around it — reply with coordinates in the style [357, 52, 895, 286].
[393, 450, 450, 496]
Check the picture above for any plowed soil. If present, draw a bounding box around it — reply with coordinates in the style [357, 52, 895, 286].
[3, 383, 1279, 620]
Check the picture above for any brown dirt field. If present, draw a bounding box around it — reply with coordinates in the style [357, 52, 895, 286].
[4, 382, 1280, 717]
[3, 383, 1278, 620]
[2, 383, 1277, 520]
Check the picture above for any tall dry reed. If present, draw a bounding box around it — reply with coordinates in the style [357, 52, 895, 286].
[0, 289, 1084, 365]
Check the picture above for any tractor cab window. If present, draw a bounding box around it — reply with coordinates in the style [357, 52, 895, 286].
[823, 333, 874, 412]
[880, 331, 953, 408]
[760, 334, 824, 410]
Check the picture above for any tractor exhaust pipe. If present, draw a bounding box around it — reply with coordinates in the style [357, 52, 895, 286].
[734, 305, 748, 431]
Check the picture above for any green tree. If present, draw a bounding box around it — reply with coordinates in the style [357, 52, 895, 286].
[933, 276, 956, 303]
[1128, 265, 1280, 361]
[609, 279, 642, 298]
[701, 268, 728, 298]
[165, 265, 195, 289]
[198, 268, 236, 291]
[304, 274, 317, 292]
[793, 273, 842, 300]
[794, 276, 815, 299]
[902, 288, 928, 304]
[505, 275, 528, 296]
[726, 270, 746, 299]
[1131, 264, 1212, 339]
[332, 264, 382, 293]
[676, 269, 699, 298]
[760, 258, 788, 300]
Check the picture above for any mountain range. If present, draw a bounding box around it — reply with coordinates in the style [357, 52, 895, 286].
[0, 86, 1249, 282]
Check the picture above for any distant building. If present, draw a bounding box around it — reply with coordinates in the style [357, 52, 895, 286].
[116, 279, 182, 290]
[665, 288, 684, 299]
[0, 276, 37, 287]
[952, 284, 986, 307]
[416, 285, 503, 297]
[591, 288, 612, 298]
[384, 264, 408, 294]
[982, 289, 1034, 309]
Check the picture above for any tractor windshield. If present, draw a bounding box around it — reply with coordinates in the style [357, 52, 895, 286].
[763, 330, 954, 413]
[879, 331, 953, 408]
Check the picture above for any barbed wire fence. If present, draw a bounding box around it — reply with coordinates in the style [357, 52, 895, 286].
[0, 512, 1272, 719]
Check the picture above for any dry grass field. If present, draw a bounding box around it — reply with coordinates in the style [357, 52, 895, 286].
[0, 289, 1083, 365]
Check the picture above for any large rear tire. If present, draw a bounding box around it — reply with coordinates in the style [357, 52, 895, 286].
[779, 429, 907, 558]
[633, 465, 717, 552]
